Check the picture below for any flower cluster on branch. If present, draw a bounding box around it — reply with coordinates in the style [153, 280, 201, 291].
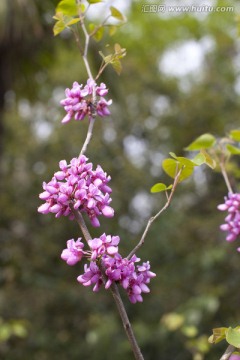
[218, 193, 240, 250]
[38, 73, 156, 305]
[38, 155, 114, 227]
[61, 235, 156, 303]
[60, 79, 112, 123]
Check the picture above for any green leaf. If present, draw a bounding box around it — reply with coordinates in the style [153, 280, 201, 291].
[229, 129, 240, 142]
[169, 152, 196, 167]
[111, 59, 122, 75]
[150, 183, 172, 193]
[56, 0, 79, 16]
[162, 158, 194, 182]
[226, 144, 240, 155]
[110, 6, 126, 21]
[226, 327, 240, 347]
[185, 133, 216, 151]
[53, 12, 80, 36]
[114, 43, 127, 58]
[66, 17, 80, 26]
[53, 20, 66, 36]
[99, 43, 126, 74]
[99, 51, 113, 64]
[208, 327, 227, 344]
[192, 152, 206, 166]
[89, 24, 104, 41]
[200, 149, 216, 169]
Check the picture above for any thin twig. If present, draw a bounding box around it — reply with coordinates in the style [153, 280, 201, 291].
[219, 161, 233, 194]
[127, 168, 182, 259]
[108, 281, 144, 360]
[69, 5, 144, 358]
[70, 204, 92, 242]
[70, 205, 144, 360]
[80, 118, 95, 156]
[219, 345, 235, 360]
[74, 0, 97, 157]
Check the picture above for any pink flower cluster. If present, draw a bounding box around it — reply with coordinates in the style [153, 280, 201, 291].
[218, 193, 240, 250]
[60, 79, 112, 124]
[103, 254, 156, 303]
[229, 355, 240, 360]
[61, 234, 156, 303]
[38, 155, 114, 227]
[61, 238, 85, 265]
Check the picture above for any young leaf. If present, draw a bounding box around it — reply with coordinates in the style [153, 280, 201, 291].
[111, 60, 121, 75]
[90, 25, 104, 41]
[200, 149, 216, 169]
[226, 144, 240, 155]
[53, 12, 80, 36]
[192, 152, 206, 166]
[226, 327, 240, 347]
[66, 18, 80, 26]
[99, 52, 113, 64]
[99, 44, 126, 74]
[110, 6, 126, 22]
[169, 152, 196, 167]
[56, 0, 79, 16]
[229, 129, 240, 142]
[114, 43, 127, 58]
[150, 183, 172, 193]
[208, 327, 227, 344]
[53, 20, 66, 36]
[162, 159, 194, 183]
[185, 133, 216, 151]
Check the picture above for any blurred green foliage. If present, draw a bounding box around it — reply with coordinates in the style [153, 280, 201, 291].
[0, 0, 240, 359]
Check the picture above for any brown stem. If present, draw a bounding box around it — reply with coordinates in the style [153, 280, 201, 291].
[70, 205, 144, 359]
[70, 204, 92, 242]
[68, 4, 143, 358]
[73, 1, 97, 157]
[80, 118, 95, 156]
[219, 344, 235, 360]
[109, 282, 144, 360]
[219, 161, 233, 194]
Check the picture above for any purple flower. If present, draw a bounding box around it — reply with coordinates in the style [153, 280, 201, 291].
[60, 80, 112, 123]
[59, 231, 156, 303]
[74, 249, 155, 302]
[103, 253, 156, 303]
[218, 193, 240, 243]
[88, 233, 120, 261]
[77, 262, 102, 292]
[38, 155, 114, 226]
[61, 238, 85, 265]
[229, 355, 240, 360]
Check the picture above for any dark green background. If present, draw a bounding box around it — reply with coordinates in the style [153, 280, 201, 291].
[0, 0, 240, 359]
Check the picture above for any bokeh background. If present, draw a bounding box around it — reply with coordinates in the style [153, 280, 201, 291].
[0, 0, 240, 359]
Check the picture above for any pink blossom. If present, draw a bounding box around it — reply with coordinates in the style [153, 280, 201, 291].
[38, 155, 114, 226]
[61, 238, 85, 265]
[77, 262, 102, 292]
[218, 193, 240, 244]
[60, 80, 112, 123]
[88, 234, 120, 261]
[229, 355, 240, 360]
